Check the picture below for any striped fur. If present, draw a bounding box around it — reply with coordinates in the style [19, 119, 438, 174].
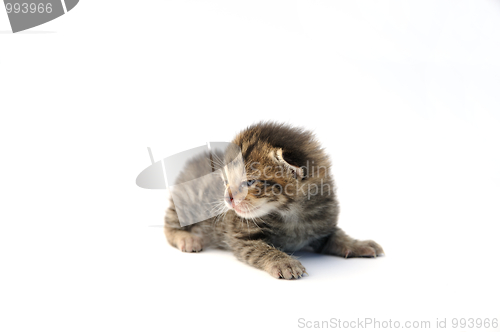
[164, 122, 383, 279]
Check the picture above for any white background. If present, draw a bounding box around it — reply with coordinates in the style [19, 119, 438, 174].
[1, 1, 499, 331]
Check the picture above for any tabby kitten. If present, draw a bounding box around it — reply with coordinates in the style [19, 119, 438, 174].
[164, 122, 383, 279]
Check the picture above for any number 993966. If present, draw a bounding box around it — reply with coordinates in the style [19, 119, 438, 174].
[5, 2, 53, 14]
[452, 318, 498, 329]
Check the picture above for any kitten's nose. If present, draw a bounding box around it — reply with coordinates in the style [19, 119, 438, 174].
[225, 189, 234, 206]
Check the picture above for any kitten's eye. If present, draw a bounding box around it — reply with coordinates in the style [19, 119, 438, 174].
[243, 179, 256, 187]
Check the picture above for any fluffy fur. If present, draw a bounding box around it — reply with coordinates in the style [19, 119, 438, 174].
[164, 122, 383, 279]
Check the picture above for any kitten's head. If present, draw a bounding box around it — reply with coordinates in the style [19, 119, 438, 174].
[220, 122, 330, 219]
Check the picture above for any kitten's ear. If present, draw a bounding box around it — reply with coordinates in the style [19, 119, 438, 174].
[273, 148, 304, 179]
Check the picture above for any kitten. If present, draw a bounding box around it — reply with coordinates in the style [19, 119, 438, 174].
[164, 122, 383, 279]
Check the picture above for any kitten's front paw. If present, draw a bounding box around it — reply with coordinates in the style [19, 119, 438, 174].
[175, 234, 203, 253]
[267, 258, 307, 280]
[344, 240, 384, 258]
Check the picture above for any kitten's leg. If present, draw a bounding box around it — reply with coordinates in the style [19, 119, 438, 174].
[230, 239, 307, 279]
[318, 227, 384, 258]
[164, 227, 203, 252]
[164, 203, 203, 253]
